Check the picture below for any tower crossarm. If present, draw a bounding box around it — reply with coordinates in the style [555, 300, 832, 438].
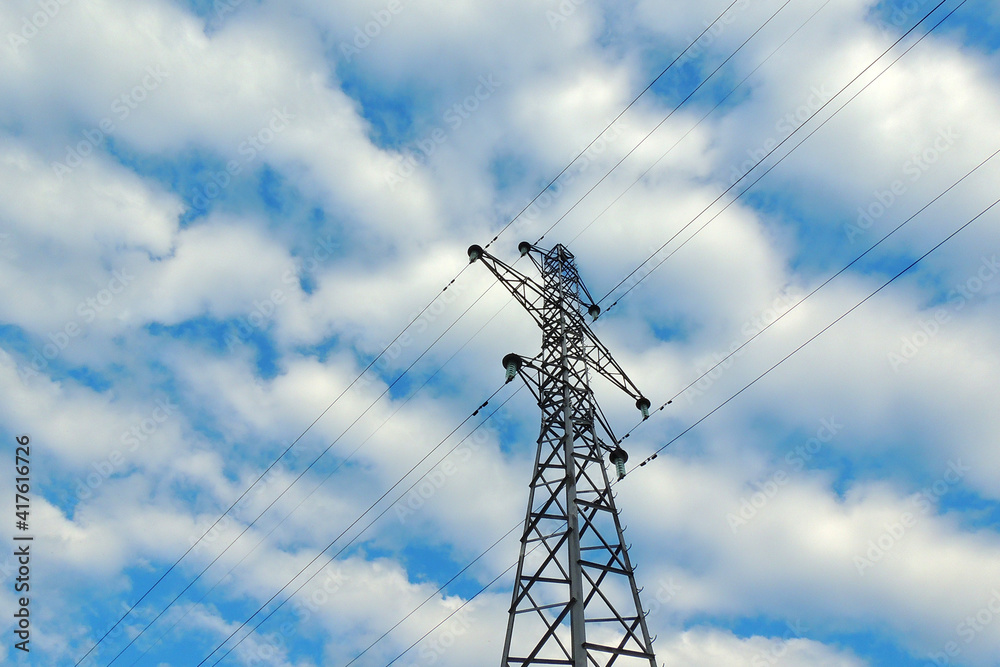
[471, 241, 657, 667]
[470, 244, 649, 411]
[468, 244, 548, 329]
[580, 328, 644, 405]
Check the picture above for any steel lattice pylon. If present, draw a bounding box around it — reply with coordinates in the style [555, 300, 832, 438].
[468, 242, 657, 667]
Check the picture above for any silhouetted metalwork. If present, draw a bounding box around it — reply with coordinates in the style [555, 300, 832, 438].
[469, 242, 657, 667]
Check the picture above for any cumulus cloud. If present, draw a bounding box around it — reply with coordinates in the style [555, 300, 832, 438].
[1, 0, 998, 665]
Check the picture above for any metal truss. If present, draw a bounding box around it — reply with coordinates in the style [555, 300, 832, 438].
[469, 242, 657, 667]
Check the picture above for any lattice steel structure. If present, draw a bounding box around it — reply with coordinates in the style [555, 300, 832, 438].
[468, 241, 658, 667]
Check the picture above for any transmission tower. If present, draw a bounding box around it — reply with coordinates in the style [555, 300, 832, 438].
[468, 241, 658, 667]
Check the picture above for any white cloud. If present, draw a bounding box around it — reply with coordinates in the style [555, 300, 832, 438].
[654, 626, 866, 666]
[0, 139, 181, 332]
[621, 454, 1000, 664]
[1, 0, 999, 665]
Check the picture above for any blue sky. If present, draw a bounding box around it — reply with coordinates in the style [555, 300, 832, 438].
[1, 0, 999, 665]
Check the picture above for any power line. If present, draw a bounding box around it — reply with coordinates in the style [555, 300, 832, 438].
[382, 541, 538, 667]
[469, 243, 657, 664]
[615, 143, 1000, 442]
[483, 0, 746, 251]
[78, 7, 756, 658]
[59, 5, 981, 667]
[123, 300, 521, 665]
[329, 67, 996, 667]
[532, 0, 797, 247]
[301, 16, 824, 644]
[310, 2, 979, 661]
[626, 194, 1000, 474]
[599, 0, 959, 310]
[341, 501, 525, 666]
[198, 384, 521, 666]
[99, 279, 503, 665]
[312, 4, 972, 660]
[73, 265, 469, 667]
[89, 4, 969, 664]
[385, 552, 523, 667]
[208, 4, 818, 637]
[169, 7, 827, 640]
[133, 268, 514, 662]
[355, 187, 999, 667]
[566, 0, 834, 248]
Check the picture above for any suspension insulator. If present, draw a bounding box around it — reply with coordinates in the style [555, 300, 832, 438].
[468, 244, 484, 263]
[518, 241, 532, 257]
[588, 304, 601, 321]
[610, 446, 629, 480]
[502, 353, 522, 383]
[636, 397, 651, 420]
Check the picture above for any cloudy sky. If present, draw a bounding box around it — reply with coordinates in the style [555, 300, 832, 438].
[1, 0, 999, 665]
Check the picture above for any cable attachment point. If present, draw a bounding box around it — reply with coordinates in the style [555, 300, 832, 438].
[609, 446, 629, 481]
[502, 353, 522, 383]
[587, 303, 601, 321]
[468, 244, 484, 263]
[636, 397, 651, 420]
[518, 241, 532, 257]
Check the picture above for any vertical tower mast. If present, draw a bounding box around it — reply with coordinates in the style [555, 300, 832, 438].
[468, 242, 657, 667]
